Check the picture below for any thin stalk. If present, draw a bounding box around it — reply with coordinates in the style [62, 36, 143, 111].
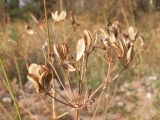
[74, 108, 79, 120]
[0, 59, 22, 120]
[56, 108, 74, 119]
[129, 0, 136, 26]
[43, 0, 55, 119]
[48, 61, 73, 100]
[46, 93, 75, 108]
[14, 56, 23, 91]
[92, 63, 111, 120]
[43, 0, 51, 52]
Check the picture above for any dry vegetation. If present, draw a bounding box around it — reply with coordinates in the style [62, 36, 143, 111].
[0, 0, 160, 120]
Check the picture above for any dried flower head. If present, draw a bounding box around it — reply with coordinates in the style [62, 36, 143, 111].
[97, 21, 144, 67]
[27, 64, 52, 93]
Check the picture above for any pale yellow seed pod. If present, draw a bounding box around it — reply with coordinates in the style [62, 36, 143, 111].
[83, 30, 92, 49]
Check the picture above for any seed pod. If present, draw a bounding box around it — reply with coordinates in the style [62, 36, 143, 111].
[138, 36, 145, 47]
[61, 43, 69, 60]
[27, 64, 51, 93]
[59, 11, 67, 21]
[118, 39, 125, 58]
[126, 44, 135, 65]
[83, 30, 92, 49]
[52, 10, 59, 21]
[53, 43, 63, 60]
[111, 42, 123, 58]
[76, 38, 85, 61]
[52, 10, 67, 22]
[128, 26, 138, 41]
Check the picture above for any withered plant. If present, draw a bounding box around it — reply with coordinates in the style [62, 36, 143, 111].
[26, 3, 144, 120]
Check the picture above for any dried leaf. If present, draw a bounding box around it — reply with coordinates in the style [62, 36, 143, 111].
[76, 38, 85, 61]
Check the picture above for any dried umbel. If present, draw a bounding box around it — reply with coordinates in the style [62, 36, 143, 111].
[27, 64, 52, 93]
[97, 21, 143, 67]
[27, 15, 145, 119]
[51, 10, 67, 22]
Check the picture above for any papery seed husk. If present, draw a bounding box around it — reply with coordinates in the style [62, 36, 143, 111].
[111, 42, 123, 58]
[128, 26, 138, 41]
[61, 43, 69, 60]
[76, 38, 86, 61]
[126, 44, 135, 64]
[53, 44, 63, 60]
[27, 74, 41, 93]
[83, 30, 92, 48]
[138, 36, 145, 47]
[28, 64, 40, 77]
[118, 39, 125, 58]
[59, 11, 67, 21]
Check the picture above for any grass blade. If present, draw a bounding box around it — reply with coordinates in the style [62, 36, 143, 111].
[0, 58, 22, 120]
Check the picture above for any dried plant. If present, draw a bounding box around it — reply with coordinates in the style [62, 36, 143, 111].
[27, 8, 144, 120]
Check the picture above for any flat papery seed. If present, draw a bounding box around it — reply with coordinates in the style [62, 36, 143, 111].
[138, 36, 145, 47]
[76, 38, 86, 61]
[59, 11, 67, 21]
[128, 26, 138, 41]
[110, 34, 116, 43]
[111, 42, 123, 58]
[126, 44, 134, 64]
[83, 30, 92, 48]
[118, 39, 125, 58]
[54, 10, 59, 21]
[52, 10, 59, 21]
[61, 43, 69, 60]
[120, 38, 128, 54]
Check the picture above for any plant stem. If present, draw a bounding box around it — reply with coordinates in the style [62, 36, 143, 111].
[43, 0, 56, 119]
[43, 0, 51, 53]
[0, 58, 22, 120]
[92, 63, 111, 120]
[74, 108, 79, 120]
